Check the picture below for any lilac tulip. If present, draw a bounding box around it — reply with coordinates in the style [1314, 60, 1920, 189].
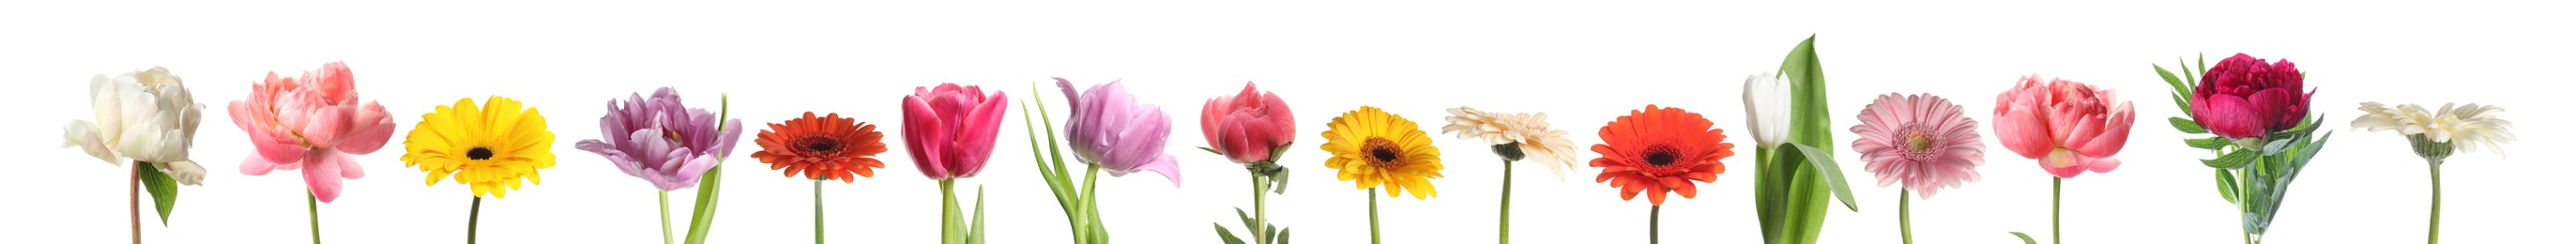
[576, 87, 744, 191]
[1056, 78, 1181, 186]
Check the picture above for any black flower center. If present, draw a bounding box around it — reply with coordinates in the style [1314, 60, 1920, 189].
[1363, 138, 1403, 168]
[798, 136, 842, 154]
[466, 147, 495, 160]
[1643, 145, 1681, 166]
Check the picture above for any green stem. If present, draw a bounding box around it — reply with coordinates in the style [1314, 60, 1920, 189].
[940, 180, 961, 244]
[1252, 174, 1271, 244]
[468, 196, 482, 244]
[1649, 205, 1661, 244]
[1368, 188, 1381, 244]
[1899, 189, 1912, 244]
[2428, 162, 2442, 244]
[815, 179, 826, 244]
[2053, 177, 2062, 244]
[2237, 167, 2251, 244]
[1077, 165, 1101, 243]
[1500, 160, 1513, 244]
[659, 191, 672, 244]
[311, 191, 323, 244]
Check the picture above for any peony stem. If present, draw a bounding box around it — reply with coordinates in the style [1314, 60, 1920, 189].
[1500, 160, 1513, 244]
[1649, 205, 1661, 244]
[660, 191, 673, 244]
[131, 162, 142, 244]
[1251, 174, 1271, 244]
[2428, 162, 2442, 244]
[2052, 177, 2062, 244]
[815, 179, 826, 244]
[1368, 188, 1381, 244]
[468, 196, 481, 244]
[310, 191, 323, 244]
[1899, 189, 1913, 244]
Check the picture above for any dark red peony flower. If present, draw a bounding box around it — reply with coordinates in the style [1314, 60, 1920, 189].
[2189, 53, 2311, 139]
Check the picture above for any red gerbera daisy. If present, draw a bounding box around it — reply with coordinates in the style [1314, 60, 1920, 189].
[751, 112, 889, 183]
[1591, 105, 1734, 206]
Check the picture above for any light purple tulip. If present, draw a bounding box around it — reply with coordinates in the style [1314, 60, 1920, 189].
[575, 87, 744, 191]
[1056, 78, 1181, 186]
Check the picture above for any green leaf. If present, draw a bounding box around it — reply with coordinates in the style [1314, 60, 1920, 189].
[2203, 149, 2258, 169]
[1198, 146, 1223, 155]
[1273, 228, 1289, 244]
[2169, 117, 2207, 134]
[136, 163, 178, 224]
[2155, 64, 2187, 98]
[1778, 35, 1835, 154]
[1020, 98, 1075, 211]
[1235, 207, 1259, 237]
[1214, 223, 1248, 244]
[968, 186, 986, 244]
[1783, 143, 1858, 211]
[2291, 131, 2333, 169]
[2186, 137, 2230, 150]
[684, 165, 725, 244]
[2010, 232, 2038, 244]
[2215, 169, 2240, 204]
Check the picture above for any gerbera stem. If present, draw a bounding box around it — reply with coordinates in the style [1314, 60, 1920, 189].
[130, 163, 142, 244]
[1500, 160, 1513, 244]
[1649, 205, 1661, 244]
[1899, 189, 1913, 244]
[660, 191, 673, 244]
[311, 191, 323, 244]
[2428, 162, 2442, 244]
[468, 196, 482, 244]
[2052, 177, 2062, 244]
[1368, 188, 1381, 244]
[815, 179, 826, 244]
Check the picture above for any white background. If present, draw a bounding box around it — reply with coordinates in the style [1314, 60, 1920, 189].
[5, 1, 2568, 243]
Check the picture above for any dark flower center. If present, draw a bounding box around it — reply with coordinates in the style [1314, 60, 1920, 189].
[1363, 138, 1403, 168]
[1643, 144, 1681, 166]
[466, 147, 495, 160]
[798, 136, 842, 154]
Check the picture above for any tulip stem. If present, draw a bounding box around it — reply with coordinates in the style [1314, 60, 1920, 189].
[1649, 205, 1661, 244]
[2428, 162, 2442, 244]
[1251, 174, 1271, 244]
[2052, 177, 2062, 244]
[815, 179, 826, 244]
[1499, 160, 1513, 244]
[1368, 188, 1381, 244]
[468, 196, 481, 244]
[130, 162, 142, 244]
[1076, 164, 1101, 243]
[1899, 189, 1913, 244]
[660, 191, 672, 244]
[311, 191, 323, 244]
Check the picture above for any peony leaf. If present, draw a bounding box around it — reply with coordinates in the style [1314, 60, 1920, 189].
[2215, 169, 2240, 204]
[1273, 227, 1289, 244]
[1198, 146, 1223, 155]
[1784, 144, 1858, 211]
[137, 162, 179, 224]
[2203, 149, 2258, 169]
[2185, 137, 2230, 150]
[2156, 64, 2193, 113]
[2010, 232, 2038, 244]
[1235, 207, 1259, 237]
[2169, 117, 2207, 134]
[1214, 223, 1247, 244]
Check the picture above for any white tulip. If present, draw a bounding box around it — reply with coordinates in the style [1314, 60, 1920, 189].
[1743, 72, 1791, 149]
[63, 68, 206, 185]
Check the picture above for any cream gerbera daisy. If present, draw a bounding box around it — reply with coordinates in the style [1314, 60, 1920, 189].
[2354, 102, 2515, 159]
[1441, 106, 1578, 179]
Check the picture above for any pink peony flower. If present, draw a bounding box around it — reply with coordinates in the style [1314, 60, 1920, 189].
[230, 62, 396, 203]
[1057, 78, 1181, 186]
[903, 84, 1009, 180]
[2190, 53, 2311, 139]
[1199, 82, 1296, 164]
[1851, 93, 1984, 199]
[1995, 75, 2134, 178]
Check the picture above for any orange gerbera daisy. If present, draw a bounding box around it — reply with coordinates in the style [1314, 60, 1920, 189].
[751, 112, 889, 182]
[1591, 105, 1734, 206]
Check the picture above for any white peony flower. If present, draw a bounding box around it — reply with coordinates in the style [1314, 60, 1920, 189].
[2353, 102, 2514, 158]
[1743, 72, 1791, 149]
[63, 67, 206, 185]
[1441, 107, 1578, 180]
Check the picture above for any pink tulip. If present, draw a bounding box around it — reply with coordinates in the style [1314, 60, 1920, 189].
[230, 62, 396, 202]
[1199, 82, 1296, 164]
[1993, 75, 2134, 178]
[1057, 78, 1181, 186]
[903, 84, 1009, 180]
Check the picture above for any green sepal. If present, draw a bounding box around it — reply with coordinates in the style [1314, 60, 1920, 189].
[137, 162, 179, 224]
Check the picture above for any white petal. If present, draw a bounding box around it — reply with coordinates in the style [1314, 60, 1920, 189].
[64, 121, 120, 165]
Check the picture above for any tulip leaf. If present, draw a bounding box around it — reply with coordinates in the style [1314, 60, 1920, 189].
[1784, 143, 1858, 211]
[1214, 223, 1247, 244]
[136, 163, 179, 224]
[2169, 116, 2207, 134]
[2186, 137, 2230, 150]
[2010, 232, 2038, 244]
[684, 165, 724, 244]
[1778, 35, 1834, 153]
[2203, 149, 2258, 169]
[2215, 169, 2240, 204]
[968, 187, 986, 244]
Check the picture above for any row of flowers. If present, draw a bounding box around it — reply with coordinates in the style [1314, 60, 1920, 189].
[63, 37, 2509, 244]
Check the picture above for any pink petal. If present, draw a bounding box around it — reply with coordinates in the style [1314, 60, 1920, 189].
[336, 152, 365, 179]
[2084, 157, 2121, 174]
[2076, 102, 2135, 158]
[901, 95, 951, 178]
[240, 155, 277, 175]
[334, 101, 397, 154]
[1992, 102, 2053, 159]
[299, 108, 349, 148]
[304, 153, 347, 203]
[2191, 94, 2264, 138]
[2039, 149, 2084, 178]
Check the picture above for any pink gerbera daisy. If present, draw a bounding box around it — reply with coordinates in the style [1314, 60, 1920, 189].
[1851, 93, 1986, 199]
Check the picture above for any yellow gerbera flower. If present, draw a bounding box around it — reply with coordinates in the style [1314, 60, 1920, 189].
[400, 97, 556, 198]
[1321, 106, 1443, 199]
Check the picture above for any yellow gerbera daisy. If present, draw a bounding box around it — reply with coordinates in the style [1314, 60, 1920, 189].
[1322, 106, 1443, 199]
[400, 97, 556, 198]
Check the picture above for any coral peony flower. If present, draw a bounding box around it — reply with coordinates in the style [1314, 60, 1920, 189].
[752, 112, 889, 182]
[575, 87, 744, 191]
[903, 84, 1009, 180]
[1743, 72, 1791, 149]
[1994, 76, 2133, 178]
[2190, 53, 2311, 139]
[1202, 82, 1298, 164]
[1852, 93, 1984, 198]
[1440, 106, 1578, 179]
[1057, 78, 1182, 186]
[400, 97, 557, 198]
[64, 67, 208, 185]
[230, 62, 397, 202]
[1322, 106, 1444, 199]
[1590, 105, 1731, 206]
